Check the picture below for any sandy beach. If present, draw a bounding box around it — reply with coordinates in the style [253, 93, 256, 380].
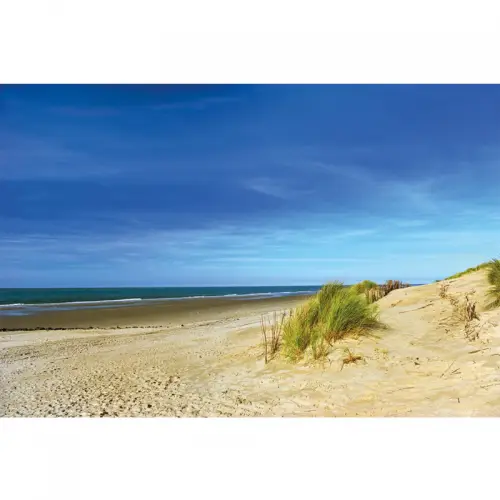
[2, 271, 500, 417]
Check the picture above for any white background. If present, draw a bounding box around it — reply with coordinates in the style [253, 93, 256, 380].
[2, 1, 500, 82]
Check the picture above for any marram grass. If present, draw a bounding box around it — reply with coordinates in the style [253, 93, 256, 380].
[443, 262, 491, 280]
[282, 281, 382, 361]
[351, 279, 377, 295]
[486, 258, 500, 310]
[440, 258, 500, 310]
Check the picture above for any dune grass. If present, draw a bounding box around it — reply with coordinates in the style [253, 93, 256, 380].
[365, 279, 409, 304]
[443, 262, 490, 280]
[438, 258, 499, 310]
[352, 279, 377, 295]
[261, 311, 287, 363]
[486, 258, 500, 310]
[282, 282, 382, 361]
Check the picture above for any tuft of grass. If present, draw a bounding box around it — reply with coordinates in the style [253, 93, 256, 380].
[438, 258, 500, 310]
[310, 331, 330, 360]
[443, 262, 491, 280]
[365, 279, 409, 304]
[365, 287, 385, 304]
[463, 293, 479, 323]
[448, 292, 478, 322]
[486, 258, 500, 310]
[261, 310, 287, 363]
[352, 280, 378, 295]
[448, 291, 480, 340]
[282, 282, 382, 361]
[318, 283, 381, 343]
[281, 305, 316, 361]
[438, 281, 450, 299]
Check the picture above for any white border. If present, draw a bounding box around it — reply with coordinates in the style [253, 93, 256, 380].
[2, 1, 500, 83]
[1, 418, 500, 500]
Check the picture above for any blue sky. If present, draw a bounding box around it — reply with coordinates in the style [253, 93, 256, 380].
[1, 84, 500, 287]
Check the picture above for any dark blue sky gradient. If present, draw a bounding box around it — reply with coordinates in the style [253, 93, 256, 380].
[1, 85, 500, 286]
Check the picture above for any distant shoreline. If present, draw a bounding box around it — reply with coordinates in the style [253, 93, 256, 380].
[0, 290, 316, 310]
[0, 285, 319, 309]
[0, 294, 310, 330]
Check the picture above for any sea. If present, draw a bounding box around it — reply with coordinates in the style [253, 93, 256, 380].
[0, 286, 321, 316]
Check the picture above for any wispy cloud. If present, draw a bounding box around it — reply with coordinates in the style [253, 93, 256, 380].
[334, 228, 378, 238]
[206, 257, 370, 263]
[4, 85, 500, 286]
[383, 178, 441, 212]
[244, 177, 312, 199]
[2, 208, 500, 286]
[284, 157, 450, 213]
[48, 96, 240, 117]
[305, 161, 373, 184]
[49, 106, 121, 117]
[49, 96, 241, 118]
[150, 96, 240, 111]
[0, 220, 382, 269]
[389, 219, 429, 228]
[0, 133, 119, 180]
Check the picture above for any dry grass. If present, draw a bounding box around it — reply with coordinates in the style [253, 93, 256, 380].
[449, 291, 478, 322]
[261, 310, 287, 363]
[463, 293, 479, 322]
[365, 280, 410, 304]
[439, 258, 500, 311]
[365, 287, 386, 304]
[385, 280, 409, 293]
[341, 348, 363, 370]
[438, 281, 450, 299]
[448, 291, 480, 340]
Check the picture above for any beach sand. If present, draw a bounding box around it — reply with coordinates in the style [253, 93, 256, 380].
[2, 272, 500, 417]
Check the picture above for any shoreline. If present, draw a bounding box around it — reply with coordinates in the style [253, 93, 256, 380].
[0, 290, 317, 309]
[0, 294, 309, 330]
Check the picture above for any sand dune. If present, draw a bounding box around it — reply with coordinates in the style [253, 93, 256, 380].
[2, 271, 500, 417]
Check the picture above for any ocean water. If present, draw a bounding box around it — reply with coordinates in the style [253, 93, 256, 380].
[0, 286, 321, 316]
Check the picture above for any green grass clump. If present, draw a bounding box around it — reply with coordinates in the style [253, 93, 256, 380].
[443, 262, 491, 280]
[486, 259, 500, 310]
[281, 302, 318, 360]
[282, 281, 382, 361]
[352, 279, 378, 295]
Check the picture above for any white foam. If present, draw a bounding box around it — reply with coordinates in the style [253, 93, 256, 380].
[0, 290, 318, 310]
[0, 298, 143, 308]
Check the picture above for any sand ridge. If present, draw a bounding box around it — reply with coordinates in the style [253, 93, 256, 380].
[1, 271, 500, 417]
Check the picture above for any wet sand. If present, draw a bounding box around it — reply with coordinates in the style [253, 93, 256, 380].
[0, 295, 308, 330]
